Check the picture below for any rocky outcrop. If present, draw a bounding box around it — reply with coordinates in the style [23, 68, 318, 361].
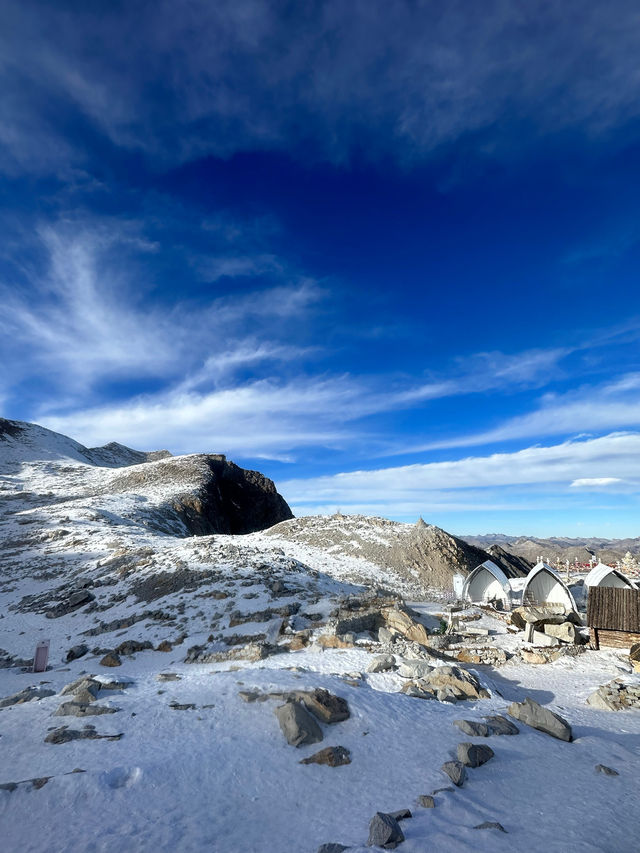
[587, 679, 640, 711]
[110, 454, 293, 536]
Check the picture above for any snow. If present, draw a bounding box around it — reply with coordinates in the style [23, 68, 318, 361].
[2, 431, 640, 853]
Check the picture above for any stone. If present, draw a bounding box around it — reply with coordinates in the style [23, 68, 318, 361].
[441, 760, 466, 787]
[456, 647, 508, 666]
[520, 649, 551, 665]
[170, 702, 196, 710]
[507, 697, 572, 741]
[156, 640, 173, 652]
[114, 639, 153, 656]
[367, 655, 396, 673]
[66, 644, 89, 662]
[531, 630, 560, 647]
[474, 821, 507, 832]
[157, 673, 181, 682]
[511, 605, 576, 630]
[366, 812, 405, 849]
[484, 715, 519, 735]
[45, 725, 123, 744]
[595, 764, 619, 776]
[419, 665, 489, 701]
[317, 634, 356, 649]
[292, 689, 350, 724]
[587, 679, 640, 711]
[54, 702, 118, 717]
[378, 627, 394, 644]
[99, 652, 122, 667]
[397, 660, 434, 679]
[300, 746, 351, 767]
[457, 742, 494, 768]
[454, 719, 490, 737]
[400, 683, 437, 700]
[382, 606, 430, 646]
[274, 701, 323, 747]
[0, 686, 56, 708]
[543, 622, 582, 644]
[389, 809, 411, 821]
[317, 845, 349, 853]
[417, 795, 435, 808]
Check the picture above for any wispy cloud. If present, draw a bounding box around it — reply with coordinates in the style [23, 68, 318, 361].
[280, 432, 640, 515]
[3, 1, 640, 175]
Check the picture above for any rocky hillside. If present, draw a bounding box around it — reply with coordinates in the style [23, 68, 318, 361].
[0, 418, 293, 536]
[266, 514, 527, 591]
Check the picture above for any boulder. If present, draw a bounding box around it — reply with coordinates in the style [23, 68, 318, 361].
[292, 689, 350, 724]
[511, 605, 577, 630]
[60, 677, 101, 698]
[66, 644, 89, 662]
[454, 719, 490, 737]
[484, 715, 519, 735]
[630, 643, 640, 673]
[441, 760, 466, 787]
[397, 660, 434, 679]
[543, 622, 582, 644]
[457, 742, 494, 767]
[507, 697, 572, 741]
[274, 701, 323, 747]
[114, 639, 153, 656]
[381, 607, 430, 646]
[417, 795, 435, 808]
[389, 809, 412, 821]
[317, 845, 350, 853]
[300, 746, 351, 767]
[531, 631, 560, 647]
[44, 725, 123, 744]
[99, 652, 122, 667]
[367, 655, 396, 673]
[366, 812, 405, 849]
[0, 686, 56, 708]
[378, 627, 394, 644]
[474, 821, 507, 832]
[420, 665, 489, 701]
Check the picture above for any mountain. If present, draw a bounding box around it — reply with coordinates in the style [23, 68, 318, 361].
[463, 531, 640, 565]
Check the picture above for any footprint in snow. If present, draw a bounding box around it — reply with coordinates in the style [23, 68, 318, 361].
[101, 766, 143, 789]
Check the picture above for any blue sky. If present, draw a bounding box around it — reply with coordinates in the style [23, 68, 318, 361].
[2, 0, 640, 536]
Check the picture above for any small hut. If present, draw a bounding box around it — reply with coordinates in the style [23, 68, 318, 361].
[522, 562, 577, 611]
[584, 563, 636, 590]
[462, 560, 513, 610]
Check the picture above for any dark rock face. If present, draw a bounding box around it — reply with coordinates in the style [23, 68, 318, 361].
[168, 456, 293, 536]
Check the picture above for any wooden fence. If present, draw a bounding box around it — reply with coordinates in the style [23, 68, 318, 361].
[587, 586, 640, 649]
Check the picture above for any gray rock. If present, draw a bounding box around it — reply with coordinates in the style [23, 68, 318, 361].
[441, 760, 466, 787]
[531, 630, 561, 647]
[417, 795, 435, 808]
[0, 686, 56, 709]
[367, 812, 405, 849]
[484, 715, 519, 735]
[544, 622, 582, 644]
[474, 821, 507, 832]
[99, 653, 122, 667]
[45, 725, 123, 744]
[367, 655, 396, 673]
[317, 845, 349, 853]
[507, 697, 572, 741]
[454, 719, 490, 737]
[389, 809, 411, 821]
[397, 660, 434, 679]
[595, 764, 619, 776]
[378, 627, 394, 644]
[60, 677, 100, 697]
[66, 644, 89, 662]
[54, 701, 118, 717]
[274, 701, 323, 747]
[457, 742, 494, 768]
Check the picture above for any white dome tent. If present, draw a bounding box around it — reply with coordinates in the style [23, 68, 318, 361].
[462, 560, 513, 610]
[584, 563, 636, 590]
[522, 562, 577, 611]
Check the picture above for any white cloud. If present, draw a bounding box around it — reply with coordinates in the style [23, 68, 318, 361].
[570, 477, 623, 488]
[280, 433, 640, 512]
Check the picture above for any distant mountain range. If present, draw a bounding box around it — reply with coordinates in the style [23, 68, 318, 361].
[463, 533, 640, 565]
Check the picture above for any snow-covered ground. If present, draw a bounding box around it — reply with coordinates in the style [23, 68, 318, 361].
[1, 429, 639, 853]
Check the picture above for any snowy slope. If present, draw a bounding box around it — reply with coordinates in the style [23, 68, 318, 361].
[1, 423, 639, 853]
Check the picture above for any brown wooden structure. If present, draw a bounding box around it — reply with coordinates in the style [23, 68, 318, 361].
[587, 586, 640, 649]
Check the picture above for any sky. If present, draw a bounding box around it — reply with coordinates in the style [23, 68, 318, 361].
[1, 0, 640, 537]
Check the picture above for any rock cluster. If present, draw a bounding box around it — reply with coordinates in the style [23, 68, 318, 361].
[587, 678, 640, 711]
[401, 665, 489, 703]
